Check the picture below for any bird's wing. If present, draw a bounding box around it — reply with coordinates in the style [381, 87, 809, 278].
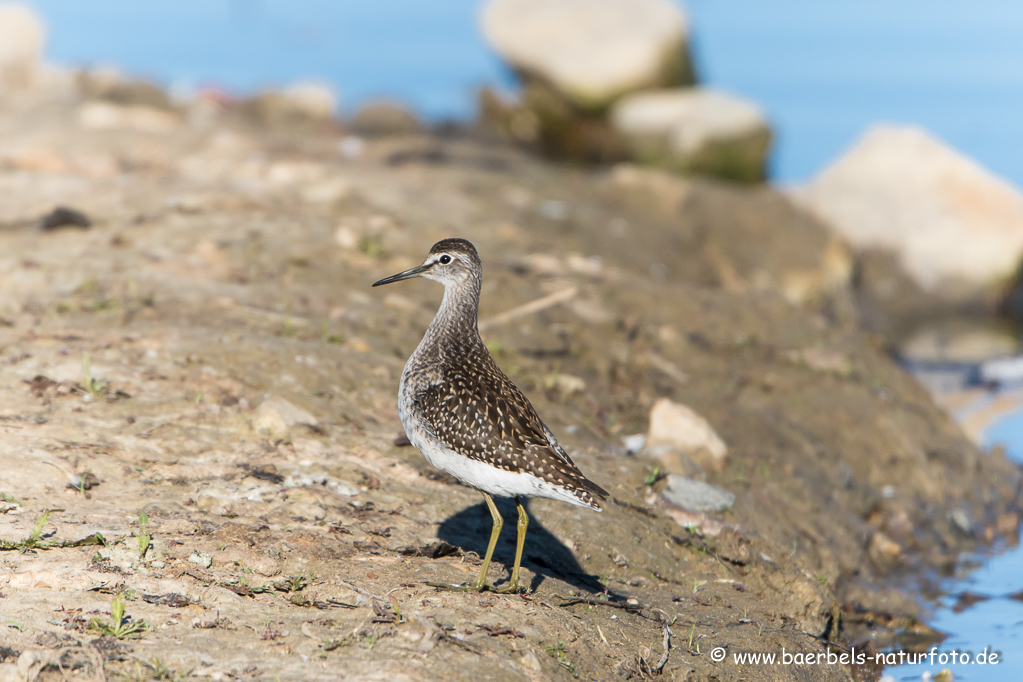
[413, 362, 577, 471]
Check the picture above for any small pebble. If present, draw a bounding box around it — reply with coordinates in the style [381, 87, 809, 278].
[188, 552, 212, 569]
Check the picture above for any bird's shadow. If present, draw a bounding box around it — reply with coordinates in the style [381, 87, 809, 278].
[436, 497, 610, 594]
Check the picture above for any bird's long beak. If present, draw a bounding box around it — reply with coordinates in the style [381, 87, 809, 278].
[372, 263, 430, 287]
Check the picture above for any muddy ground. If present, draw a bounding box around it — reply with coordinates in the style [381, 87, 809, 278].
[0, 84, 1020, 681]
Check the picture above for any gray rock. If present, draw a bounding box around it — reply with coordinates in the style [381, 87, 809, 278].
[188, 551, 213, 569]
[611, 88, 771, 182]
[0, 3, 45, 90]
[790, 124, 1023, 293]
[661, 475, 734, 513]
[481, 0, 693, 111]
[949, 508, 973, 536]
[284, 470, 359, 497]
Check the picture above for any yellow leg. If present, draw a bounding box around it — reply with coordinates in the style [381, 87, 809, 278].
[427, 491, 502, 592]
[472, 492, 503, 591]
[496, 497, 528, 593]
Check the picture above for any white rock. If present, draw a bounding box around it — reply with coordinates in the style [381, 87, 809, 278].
[546, 373, 586, 395]
[646, 398, 727, 470]
[980, 356, 1023, 386]
[335, 225, 359, 249]
[611, 88, 771, 181]
[0, 663, 20, 682]
[5, 570, 57, 588]
[18, 651, 49, 682]
[790, 124, 1023, 291]
[867, 531, 901, 563]
[0, 3, 45, 89]
[254, 396, 319, 436]
[621, 433, 646, 453]
[283, 81, 338, 120]
[481, 0, 691, 110]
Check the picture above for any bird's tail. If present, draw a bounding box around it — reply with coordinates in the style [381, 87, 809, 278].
[575, 476, 609, 511]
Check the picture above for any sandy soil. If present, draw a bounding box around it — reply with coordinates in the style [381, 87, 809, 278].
[0, 84, 1020, 681]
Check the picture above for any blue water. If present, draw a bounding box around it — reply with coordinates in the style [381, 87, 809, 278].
[24, 0, 1023, 185]
[986, 408, 1023, 461]
[688, 0, 1023, 185]
[886, 416, 1023, 681]
[27, 0, 504, 117]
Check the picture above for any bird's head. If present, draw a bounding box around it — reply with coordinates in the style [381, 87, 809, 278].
[372, 238, 481, 289]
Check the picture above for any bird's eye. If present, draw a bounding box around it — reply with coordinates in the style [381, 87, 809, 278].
[438, 255, 452, 265]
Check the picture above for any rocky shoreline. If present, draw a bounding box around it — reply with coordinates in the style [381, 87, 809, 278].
[0, 67, 1017, 680]
[1, 2, 1023, 681]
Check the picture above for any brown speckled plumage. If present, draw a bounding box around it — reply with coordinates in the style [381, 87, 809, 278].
[410, 329, 607, 508]
[379, 238, 608, 508]
[373, 238, 607, 591]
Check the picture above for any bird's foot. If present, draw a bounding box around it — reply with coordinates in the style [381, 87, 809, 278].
[425, 580, 493, 593]
[493, 581, 525, 595]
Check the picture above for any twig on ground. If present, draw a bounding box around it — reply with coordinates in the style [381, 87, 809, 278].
[337, 580, 384, 602]
[440, 631, 484, 655]
[652, 609, 673, 673]
[551, 593, 644, 612]
[478, 287, 577, 332]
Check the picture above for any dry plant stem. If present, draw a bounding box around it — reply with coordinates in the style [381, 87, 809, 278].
[553, 595, 644, 611]
[652, 609, 673, 673]
[478, 286, 577, 332]
[335, 580, 387, 604]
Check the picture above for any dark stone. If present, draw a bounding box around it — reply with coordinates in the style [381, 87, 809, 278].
[40, 206, 91, 231]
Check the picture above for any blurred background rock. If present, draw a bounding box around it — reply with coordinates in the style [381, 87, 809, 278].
[3, 0, 1023, 378]
[1, 0, 1021, 362]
